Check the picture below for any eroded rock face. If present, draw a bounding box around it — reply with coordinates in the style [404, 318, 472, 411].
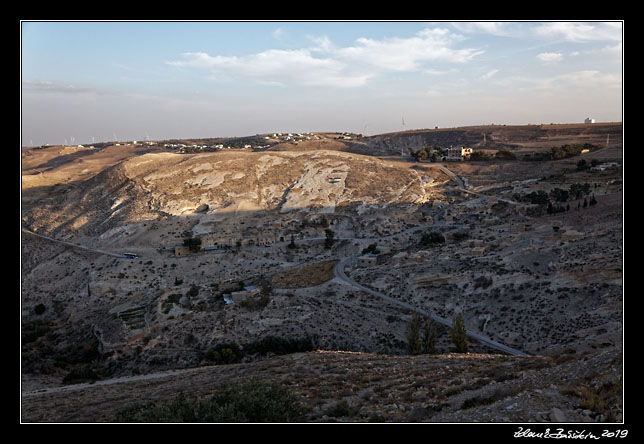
[131, 151, 428, 215]
[23, 150, 435, 238]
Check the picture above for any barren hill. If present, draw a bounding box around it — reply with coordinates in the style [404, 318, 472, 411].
[22, 150, 443, 241]
[346, 123, 623, 156]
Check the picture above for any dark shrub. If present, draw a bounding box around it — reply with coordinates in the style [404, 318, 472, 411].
[115, 381, 306, 422]
[203, 342, 243, 365]
[244, 336, 314, 357]
[62, 364, 100, 384]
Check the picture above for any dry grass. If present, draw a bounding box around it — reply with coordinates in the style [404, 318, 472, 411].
[271, 260, 338, 289]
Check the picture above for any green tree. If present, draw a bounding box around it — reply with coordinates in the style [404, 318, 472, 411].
[422, 318, 438, 354]
[450, 312, 468, 353]
[324, 229, 335, 249]
[362, 243, 380, 255]
[569, 182, 591, 199]
[495, 149, 516, 160]
[405, 312, 422, 355]
[525, 190, 549, 205]
[589, 195, 597, 206]
[420, 231, 445, 246]
[183, 237, 202, 252]
[550, 187, 569, 203]
[187, 284, 199, 297]
[204, 342, 243, 365]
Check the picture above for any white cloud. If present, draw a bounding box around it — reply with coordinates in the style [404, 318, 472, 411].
[336, 28, 482, 71]
[167, 28, 483, 88]
[451, 22, 512, 37]
[537, 52, 563, 63]
[480, 69, 499, 80]
[534, 22, 622, 43]
[22, 80, 100, 95]
[500, 70, 621, 92]
[169, 49, 370, 88]
[423, 68, 459, 75]
[307, 35, 333, 52]
[554, 70, 621, 90]
[272, 27, 285, 40]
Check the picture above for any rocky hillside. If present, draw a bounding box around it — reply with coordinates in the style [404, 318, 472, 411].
[22, 150, 439, 240]
[21, 348, 622, 423]
[21, 126, 624, 425]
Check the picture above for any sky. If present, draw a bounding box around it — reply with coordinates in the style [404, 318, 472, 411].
[21, 21, 623, 146]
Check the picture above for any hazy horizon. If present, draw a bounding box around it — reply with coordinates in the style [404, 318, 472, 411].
[21, 21, 623, 147]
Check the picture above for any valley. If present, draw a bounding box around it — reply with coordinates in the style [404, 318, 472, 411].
[20, 123, 624, 423]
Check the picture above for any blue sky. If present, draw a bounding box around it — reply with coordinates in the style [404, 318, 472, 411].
[21, 21, 622, 146]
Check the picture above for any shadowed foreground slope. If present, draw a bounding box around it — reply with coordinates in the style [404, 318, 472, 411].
[22, 348, 621, 423]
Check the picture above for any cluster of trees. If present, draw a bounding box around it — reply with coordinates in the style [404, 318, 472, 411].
[467, 149, 517, 161]
[494, 149, 517, 160]
[547, 197, 596, 215]
[413, 142, 600, 163]
[549, 143, 599, 160]
[576, 158, 601, 171]
[412, 146, 519, 162]
[420, 231, 445, 247]
[201, 335, 316, 365]
[523, 143, 600, 162]
[514, 183, 596, 215]
[183, 237, 202, 252]
[405, 312, 468, 355]
[411, 146, 442, 162]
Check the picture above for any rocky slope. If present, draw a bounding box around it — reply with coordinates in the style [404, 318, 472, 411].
[21, 129, 624, 424]
[22, 150, 439, 239]
[21, 348, 622, 423]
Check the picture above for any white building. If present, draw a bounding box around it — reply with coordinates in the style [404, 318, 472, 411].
[585, 117, 595, 124]
[445, 146, 473, 161]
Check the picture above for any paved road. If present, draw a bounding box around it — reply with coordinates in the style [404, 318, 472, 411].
[22, 163, 526, 357]
[332, 256, 526, 356]
[331, 204, 528, 357]
[22, 228, 131, 258]
[432, 163, 466, 189]
[431, 162, 522, 206]
[22, 366, 208, 398]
